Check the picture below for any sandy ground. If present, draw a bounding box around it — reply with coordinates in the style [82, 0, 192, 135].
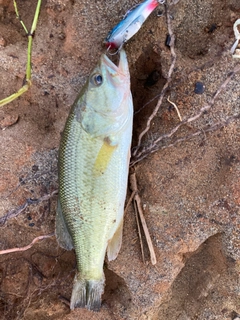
[0, 0, 240, 319]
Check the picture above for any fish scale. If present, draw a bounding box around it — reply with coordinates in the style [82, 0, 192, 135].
[56, 49, 133, 311]
[60, 112, 127, 279]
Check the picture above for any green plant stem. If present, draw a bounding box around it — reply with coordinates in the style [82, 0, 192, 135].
[0, 0, 42, 107]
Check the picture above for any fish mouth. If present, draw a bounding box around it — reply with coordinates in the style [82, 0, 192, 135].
[101, 49, 129, 76]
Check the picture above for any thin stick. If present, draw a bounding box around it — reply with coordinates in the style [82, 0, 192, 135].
[132, 2, 177, 157]
[0, 233, 54, 255]
[131, 65, 240, 166]
[131, 114, 240, 166]
[133, 199, 145, 264]
[167, 96, 182, 121]
[0, 190, 58, 226]
[124, 190, 136, 215]
[130, 172, 157, 265]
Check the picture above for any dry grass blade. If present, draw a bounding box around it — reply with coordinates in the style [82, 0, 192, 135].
[130, 172, 157, 265]
[133, 199, 145, 264]
[124, 190, 136, 215]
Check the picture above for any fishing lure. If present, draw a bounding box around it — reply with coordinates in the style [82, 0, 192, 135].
[105, 0, 165, 51]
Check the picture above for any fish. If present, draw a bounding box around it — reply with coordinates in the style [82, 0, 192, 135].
[56, 49, 133, 311]
[105, 0, 165, 50]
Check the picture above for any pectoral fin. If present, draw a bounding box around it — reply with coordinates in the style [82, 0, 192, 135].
[107, 219, 123, 261]
[93, 140, 117, 176]
[55, 198, 74, 250]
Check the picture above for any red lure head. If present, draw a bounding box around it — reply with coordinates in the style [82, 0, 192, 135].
[147, 0, 159, 11]
[106, 42, 117, 49]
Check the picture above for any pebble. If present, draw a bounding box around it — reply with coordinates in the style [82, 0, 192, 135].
[0, 36, 6, 47]
[165, 34, 171, 47]
[194, 81, 205, 94]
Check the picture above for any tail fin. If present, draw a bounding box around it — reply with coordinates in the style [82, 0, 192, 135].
[86, 279, 105, 311]
[70, 276, 87, 310]
[70, 274, 105, 311]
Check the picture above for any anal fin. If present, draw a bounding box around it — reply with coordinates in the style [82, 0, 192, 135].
[107, 219, 123, 261]
[55, 198, 74, 250]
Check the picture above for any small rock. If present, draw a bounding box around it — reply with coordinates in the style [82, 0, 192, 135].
[58, 32, 66, 40]
[165, 34, 171, 47]
[0, 115, 19, 130]
[0, 36, 6, 47]
[194, 81, 205, 94]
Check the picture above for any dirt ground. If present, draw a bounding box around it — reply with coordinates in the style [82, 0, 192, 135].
[0, 0, 240, 319]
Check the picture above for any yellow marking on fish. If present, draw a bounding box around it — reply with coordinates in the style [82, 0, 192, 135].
[94, 141, 117, 176]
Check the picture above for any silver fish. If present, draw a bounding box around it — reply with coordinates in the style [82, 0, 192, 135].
[56, 49, 133, 311]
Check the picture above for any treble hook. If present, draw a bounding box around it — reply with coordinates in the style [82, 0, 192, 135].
[106, 42, 125, 56]
[231, 19, 240, 58]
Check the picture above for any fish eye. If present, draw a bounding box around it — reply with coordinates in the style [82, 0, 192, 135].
[91, 74, 103, 86]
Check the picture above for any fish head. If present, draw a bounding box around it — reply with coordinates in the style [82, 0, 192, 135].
[88, 49, 130, 113]
[75, 49, 133, 141]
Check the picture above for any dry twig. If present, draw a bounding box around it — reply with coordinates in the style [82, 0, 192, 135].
[131, 0, 240, 166]
[0, 190, 58, 226]
[144, 114, 239, 158]
[131, 65, 240, 166]
[167, 96, 182, 121]
[133, 198, 145, 264]
[129, 172, 157, 265]
[0, 233, 54, 255]
[132, 2, 177, 157]
[124, 190, 137, 215]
